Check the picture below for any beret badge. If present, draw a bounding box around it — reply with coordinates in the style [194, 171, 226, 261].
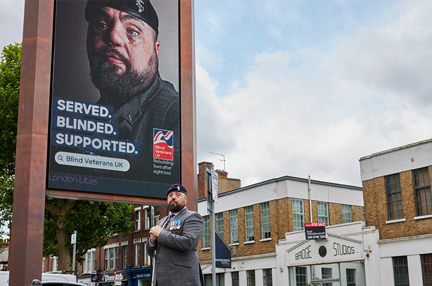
[136, 0, 145, 12]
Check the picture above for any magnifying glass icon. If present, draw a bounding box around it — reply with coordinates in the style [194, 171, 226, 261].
[58, 155, 64, 161]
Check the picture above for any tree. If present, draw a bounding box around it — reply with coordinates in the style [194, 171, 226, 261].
[0, 43, 134, 269]
[0, 43, 20, 176]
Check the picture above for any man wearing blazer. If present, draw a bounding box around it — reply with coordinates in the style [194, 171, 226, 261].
[147, 184, 204, 286]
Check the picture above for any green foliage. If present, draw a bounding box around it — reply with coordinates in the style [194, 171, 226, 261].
[0, 42, 134, 267]
[43, 199, 134, 261]
[0, 175, 14, 235]
[0, 43, 21, 176]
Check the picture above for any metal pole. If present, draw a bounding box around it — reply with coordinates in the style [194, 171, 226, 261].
[308, 176, 312, 223]
[72, 230, 77, 272]
[211, 201, 216, 286]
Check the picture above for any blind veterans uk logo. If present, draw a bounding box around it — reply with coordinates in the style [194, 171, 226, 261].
[153, 129, 174, 160]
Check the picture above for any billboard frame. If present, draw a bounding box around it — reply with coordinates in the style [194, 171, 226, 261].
[9, 0, 196, 285]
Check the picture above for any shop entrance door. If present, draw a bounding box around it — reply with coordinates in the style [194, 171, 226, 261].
[289, 261, 365, 286]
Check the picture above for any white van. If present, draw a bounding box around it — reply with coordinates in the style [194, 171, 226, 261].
[0, 271, 76, 285]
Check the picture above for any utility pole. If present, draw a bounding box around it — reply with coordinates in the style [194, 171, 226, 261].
[206, 166, 216, 286]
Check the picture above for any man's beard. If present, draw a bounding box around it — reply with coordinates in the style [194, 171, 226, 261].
[167, 201, 185, 213]
[88, 47, 158, 103]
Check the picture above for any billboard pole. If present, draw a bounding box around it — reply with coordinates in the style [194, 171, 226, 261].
[9, 0, 53, 285]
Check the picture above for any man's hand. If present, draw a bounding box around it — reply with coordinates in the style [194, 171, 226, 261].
[150, 225, 163, 242]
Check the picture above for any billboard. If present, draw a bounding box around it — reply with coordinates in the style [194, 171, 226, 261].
[47, 0, 181, 198]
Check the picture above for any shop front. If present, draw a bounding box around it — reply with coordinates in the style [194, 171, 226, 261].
[127, 265, 151, 286]
[275, 221, 381, 286]
[97, 270, 129, 286]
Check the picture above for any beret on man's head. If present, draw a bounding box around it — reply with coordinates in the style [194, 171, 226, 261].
[166, 184, 187, 196]
[85, 0, 159, 35]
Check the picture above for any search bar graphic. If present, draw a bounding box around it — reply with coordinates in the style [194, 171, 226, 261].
[55, 151, 130, 172]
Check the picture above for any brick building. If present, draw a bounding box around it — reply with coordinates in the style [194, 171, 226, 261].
[360, 139, 432, 286]
[197, 162, 378, 286]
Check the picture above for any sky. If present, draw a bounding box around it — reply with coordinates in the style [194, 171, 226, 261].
[2, 0, 432, 191]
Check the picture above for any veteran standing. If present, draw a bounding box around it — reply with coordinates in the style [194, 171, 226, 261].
[147, 184, 204, 286]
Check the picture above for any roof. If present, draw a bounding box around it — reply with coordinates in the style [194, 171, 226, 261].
[359, 138, 432, 161]
[198, 174, 362, 203]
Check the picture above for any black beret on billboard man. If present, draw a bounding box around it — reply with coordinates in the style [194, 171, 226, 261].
[84, 0, 180, 182]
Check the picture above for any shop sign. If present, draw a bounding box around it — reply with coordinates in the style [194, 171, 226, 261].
[287, 234, 363, 265]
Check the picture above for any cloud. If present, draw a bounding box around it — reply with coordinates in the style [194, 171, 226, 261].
[196, 0, 432, 187]
[0, 0, 24, 50]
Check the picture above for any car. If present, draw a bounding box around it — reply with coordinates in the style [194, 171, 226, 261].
[30, 280, 86, 286]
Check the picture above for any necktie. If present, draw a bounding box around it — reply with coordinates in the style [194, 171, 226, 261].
[162, 214, 173, 229]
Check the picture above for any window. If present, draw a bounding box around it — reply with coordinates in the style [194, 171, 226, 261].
[322, 268, 332, 286]
[393, 256, 409, 286]
[246, 270, 256, 286]
[230, 210, 239, 243]
[346, 269, 356, 286]
[83, 249, 95, 273]
[342, 205, 352, 223]
[105, 249, 108, 270]
[104, 247, 117, 270]
[245, 206, 254, 241]
[260, 202, 271, 239]
[263, 269, 272, 286]
[295, 267, 307, 286]
[123, 245, 127, 269]
[362, 207, 366, 224]
[203, 216, 210, 248]
[144, 207, 151, 229]
[232, 272, 239, 286]
[109, 248, 115, 269]
[204, 274, 225, 286]
[413, 168, 432, 216]
[216, 213, 224, 239]
[42, 257, 45, 272]
[143, 239, 150, 266]
[293, 199, 304, 231]
[52, 256, 58, 272]
[318, 202, 329, 226]
[421, 253, 432, 286]
[386, 174, 404, 220]
[135, 244, 141, 266]
[216, 273, 225, 286]
[135, 207, 141, 230]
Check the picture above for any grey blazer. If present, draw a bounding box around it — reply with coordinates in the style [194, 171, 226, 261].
[146, 208, 204, 286]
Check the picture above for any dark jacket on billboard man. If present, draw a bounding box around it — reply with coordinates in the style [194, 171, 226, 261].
[147, 184, 204, 286]
[50, 0, 180, 187]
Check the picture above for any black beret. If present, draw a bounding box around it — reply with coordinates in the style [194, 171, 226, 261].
[166, 184, 187, 196]
[85, 0, 159, 35]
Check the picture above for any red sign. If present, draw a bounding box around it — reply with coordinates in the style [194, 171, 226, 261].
[305, 222, 325, 227]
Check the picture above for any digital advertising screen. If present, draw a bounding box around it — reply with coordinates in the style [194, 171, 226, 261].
[47, 0, 181, 198]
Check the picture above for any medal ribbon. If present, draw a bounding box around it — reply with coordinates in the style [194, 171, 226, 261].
[162, 214, 174, 229]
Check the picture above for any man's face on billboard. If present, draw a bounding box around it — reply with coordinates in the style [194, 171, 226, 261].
[87, 6, 160, 102]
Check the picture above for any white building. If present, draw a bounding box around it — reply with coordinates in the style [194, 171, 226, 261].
[197, 175, 379, 286]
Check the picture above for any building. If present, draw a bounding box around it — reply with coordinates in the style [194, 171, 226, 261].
[360, 139, 432, 286]
[0, 235, 9, 271]
[196, 162, 378, 286]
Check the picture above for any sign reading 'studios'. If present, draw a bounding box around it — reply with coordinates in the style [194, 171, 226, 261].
[294, 242, 357, 261]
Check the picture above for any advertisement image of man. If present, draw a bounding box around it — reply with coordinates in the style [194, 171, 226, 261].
[147, 184, 204, 286]
[84, 0, 180, 181]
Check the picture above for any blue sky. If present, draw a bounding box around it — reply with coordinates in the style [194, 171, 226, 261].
[2, 0, 432, 193]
